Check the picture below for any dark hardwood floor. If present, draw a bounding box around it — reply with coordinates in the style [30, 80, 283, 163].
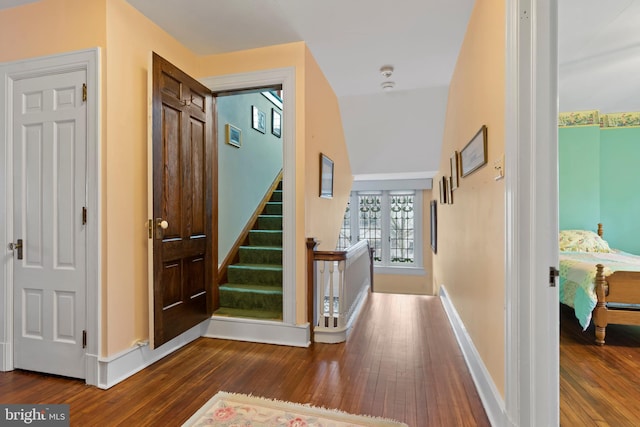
[0, 293, 489, 426]
[560, 303, 640, 426]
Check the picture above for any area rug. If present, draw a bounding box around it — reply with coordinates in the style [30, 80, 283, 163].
[182, 391, 408, 427]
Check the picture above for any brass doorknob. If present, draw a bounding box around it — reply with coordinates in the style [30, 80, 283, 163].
[9, 239, 23, 260]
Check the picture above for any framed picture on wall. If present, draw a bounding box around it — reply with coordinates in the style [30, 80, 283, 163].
[272, 108, 282, 138]
[461, 125, 488, 177]
[439, 176, 448, 204]
[225, 124, 241, 148]
[319, 153, 334, 199]
[251, 105, 266, 133]
[450, 151, 459, 190]
[430, 200, 437, 253]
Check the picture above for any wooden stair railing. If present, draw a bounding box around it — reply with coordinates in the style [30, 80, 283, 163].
[306, 238, 374, 342]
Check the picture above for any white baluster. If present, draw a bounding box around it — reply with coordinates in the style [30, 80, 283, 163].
[318, 260, 326, 327]
[338, 259, 345, 328]
[328, 260, 335, 328]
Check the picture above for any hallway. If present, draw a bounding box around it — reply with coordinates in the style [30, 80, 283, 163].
[0, 293, 489, 426]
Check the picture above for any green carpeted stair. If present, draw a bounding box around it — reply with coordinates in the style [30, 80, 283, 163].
[215, 182, 283, 320]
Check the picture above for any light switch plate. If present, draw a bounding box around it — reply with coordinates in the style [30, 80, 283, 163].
[494, 154, 505, 180]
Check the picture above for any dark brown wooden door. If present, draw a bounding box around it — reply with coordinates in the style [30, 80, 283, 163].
[152, 53, 216, 348]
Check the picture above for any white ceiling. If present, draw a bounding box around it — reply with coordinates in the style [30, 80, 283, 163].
[4, 0, 638, 175]
[559, 0, 640, 113]
[125, 0, 475, 98]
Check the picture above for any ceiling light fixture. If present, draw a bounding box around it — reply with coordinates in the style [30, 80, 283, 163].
[380, 65, 394, 78]
[381, 81, 396, 91]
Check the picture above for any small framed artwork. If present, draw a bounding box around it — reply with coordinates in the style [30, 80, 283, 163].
[450, 151, 459, 190]
[251, 105, 266, 133]
[461, 125, 488, 177]
[319, 153, 334, 199]
[271, 108, 282, 138]
[447, 176, 454, 204]
[430, 200, 437, 254]
[439, 176, 448, 204]
[225, 124, 241, 148]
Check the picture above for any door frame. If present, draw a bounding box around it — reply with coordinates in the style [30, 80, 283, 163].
[0, 48, 101, 386]
[505, 0, 559, 425]
[200, 68, 297, 325]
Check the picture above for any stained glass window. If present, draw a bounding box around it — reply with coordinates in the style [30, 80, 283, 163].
[389, 192, 414, 263]
[337, 190, 421, 269]
[358, 193, 382, 261]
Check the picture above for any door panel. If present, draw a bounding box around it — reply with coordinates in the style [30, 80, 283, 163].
[151, 53, 215, 348]
[12, 69, 87, 379]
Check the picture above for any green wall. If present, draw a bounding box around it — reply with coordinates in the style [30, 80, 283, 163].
[217, 92, 283, 263]
[559, 126, 600, 231]
[559, 126, 640, 254]
[600, 128, 640, 255]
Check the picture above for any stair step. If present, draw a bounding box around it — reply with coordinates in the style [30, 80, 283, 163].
[219, 283, 282, 311]
[249, 230, 282, 246]
[213, 307, 282, 320]
[239, 246, 282, 264]
[220, 283, 282, 293]
[264, 202, 282, 215]
[228, 264, 283, 285]
[257, 214, 282, 230]
[270, 190, 283, 202]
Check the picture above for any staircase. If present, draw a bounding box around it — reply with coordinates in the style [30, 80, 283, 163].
[215, 181, 283, 320]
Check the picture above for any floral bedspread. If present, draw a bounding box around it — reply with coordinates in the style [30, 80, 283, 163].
[560, 251, 640, 329]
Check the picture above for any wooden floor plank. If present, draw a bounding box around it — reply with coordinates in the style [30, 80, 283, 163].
[560, 303, 640, 426]
[0, 293, 489, 426]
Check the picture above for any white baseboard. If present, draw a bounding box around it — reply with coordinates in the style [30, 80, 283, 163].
[0, 341, 10, 371]
[314, 288, 369, 344]
[95, 321, 207, 389]
[205, 316, 310, 347]
[6, 316, 309, 389]
[313, 326, 348, 343]
[439, 285, 506, 426]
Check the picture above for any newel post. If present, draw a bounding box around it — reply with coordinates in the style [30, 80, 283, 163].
[306, 238, 319, 338]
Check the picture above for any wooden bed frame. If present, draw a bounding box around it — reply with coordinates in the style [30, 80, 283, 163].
[593, 223, 640, 345]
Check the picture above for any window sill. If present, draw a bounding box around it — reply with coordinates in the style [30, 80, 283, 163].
[373, 266, 426, 276]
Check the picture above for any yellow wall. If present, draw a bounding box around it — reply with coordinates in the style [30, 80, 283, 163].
[433, 0, 506, 395]
[374, 190, 434, 295]
[303, 46, 353, 252]
[0, 0, 106, 63]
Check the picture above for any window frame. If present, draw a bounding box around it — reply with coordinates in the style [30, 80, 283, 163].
[344, 189, 424, 275]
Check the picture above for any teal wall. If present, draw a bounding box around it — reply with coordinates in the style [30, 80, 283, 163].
[217, 92, 283, 263]
[559, 126, 640, 254]
[600, 128, 640, 255]
[559, 126, 600, 231]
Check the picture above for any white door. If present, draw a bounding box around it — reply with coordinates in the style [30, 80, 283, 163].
[11, 69, 87, 379]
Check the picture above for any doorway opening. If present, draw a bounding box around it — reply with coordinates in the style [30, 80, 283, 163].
[215, 88, 284, 321]
[200, 67, 306, 345]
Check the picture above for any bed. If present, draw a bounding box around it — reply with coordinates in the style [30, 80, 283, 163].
[559, 224, 640, 345]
